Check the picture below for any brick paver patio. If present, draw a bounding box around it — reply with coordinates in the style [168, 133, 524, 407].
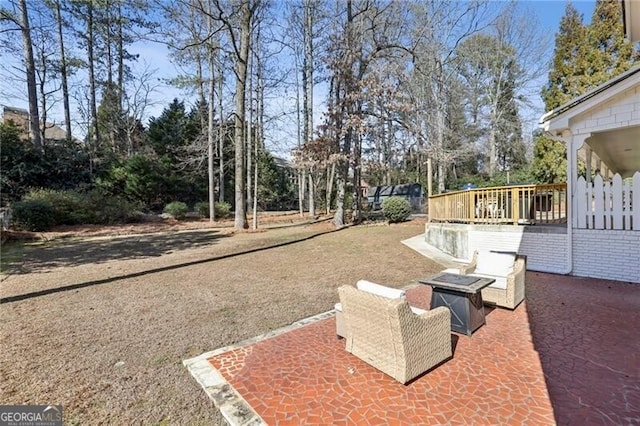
[185, 272, 639, 425]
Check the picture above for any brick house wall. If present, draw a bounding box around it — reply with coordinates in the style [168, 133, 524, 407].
[572, 230, 640, 283]
[1, 107, 30, 140]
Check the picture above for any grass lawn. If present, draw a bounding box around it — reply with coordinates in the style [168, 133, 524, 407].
[0, 219, 442, 424]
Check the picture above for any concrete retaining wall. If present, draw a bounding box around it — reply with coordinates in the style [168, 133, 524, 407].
[425, 223, 639, 283]
[425, 223, 568, 274]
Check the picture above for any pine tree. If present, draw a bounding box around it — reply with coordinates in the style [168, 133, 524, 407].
[531, 131, 567, 184]
[585, 0, 639, 87]
[494, 60, 526, 173]
[541, 2, 588, 111]
[543, 0, 639, 112]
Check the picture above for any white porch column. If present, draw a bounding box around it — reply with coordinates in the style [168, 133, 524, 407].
[570, 134, 590, 228]
[585, 146, 592, 183]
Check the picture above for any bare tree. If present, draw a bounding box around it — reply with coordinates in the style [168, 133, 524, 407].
[404, 0, 490, 192]
[207, 0, 261, 229]
[52, 0, 72, 141]
[207, 7, 217, 222]
[444, 3, 549, 178]
[1, 0, 42, 149]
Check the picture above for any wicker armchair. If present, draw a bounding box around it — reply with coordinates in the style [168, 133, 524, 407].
[458, 251, 526, 309]
[335, 280, 410, 338]
[338, 285, 452, 384]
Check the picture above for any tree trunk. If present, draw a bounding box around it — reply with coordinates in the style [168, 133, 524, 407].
[87, 2, 100, 152]
[326, 162, 335, 215]
[333, 169, 345, 227]
[302, 0, 314, 216]
[232, 1, 252, 230]
[434, 95, 446, 193]
[488, 108, 497, 176]
[308, 170, 315, 217]
[351, 131, 362, 223]
[246, 49, 253, 209]
[304, 0, 314, 147]
[217, 54, 225, 203]
[55, 0, 72, 142]
[117, 2, 124, 108]
[38, 49, 47, 145]
[253, 40, 263, 230]
[298, 171, 305, 216]
[196, 55, 206, 129]
[293, 45, 305, 217]
[207, 15, 216, 222]
[18, 0, 41, 150]
[105, 0, 113, 85]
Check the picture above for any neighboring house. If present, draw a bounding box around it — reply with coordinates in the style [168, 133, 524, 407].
[539, 66, 639, 283]
[1, 105, 81, 144]
[273, 155, 297, 187]
[1, 106, 30, 138]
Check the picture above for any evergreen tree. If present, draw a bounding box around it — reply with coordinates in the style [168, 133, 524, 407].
[97, 82, 126, 155]
[543, 0, 638, 111]
[146, 99, 199, 158]
[585, 0, 639, 87]
[531, 132, 567, 184]
[494, 60, 526, 173]
[541, 2, 588, 111]
[538, 1, 638, 186]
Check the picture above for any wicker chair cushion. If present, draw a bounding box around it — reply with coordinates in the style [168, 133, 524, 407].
[335, 303, 425, 314]
[335, 281, 410, 314]
[475, 251, 515, 276]
[356, 280, 406, 299]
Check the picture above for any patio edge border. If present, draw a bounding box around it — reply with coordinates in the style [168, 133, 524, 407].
[183, 310, 336, 425]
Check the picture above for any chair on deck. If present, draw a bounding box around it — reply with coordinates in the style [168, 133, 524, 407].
[338, 285, 452, 384]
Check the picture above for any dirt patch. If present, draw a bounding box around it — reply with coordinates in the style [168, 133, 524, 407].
[0, 218, 439, 424]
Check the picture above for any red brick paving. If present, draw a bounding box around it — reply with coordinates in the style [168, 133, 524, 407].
[207, 272, 639, 425]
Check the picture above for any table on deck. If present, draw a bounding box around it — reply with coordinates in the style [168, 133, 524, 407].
[419, 273, 495, 336]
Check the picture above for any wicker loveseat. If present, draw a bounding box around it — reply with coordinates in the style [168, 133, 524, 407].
[338, 285, 452, 384]
[458, 251, 527, 310]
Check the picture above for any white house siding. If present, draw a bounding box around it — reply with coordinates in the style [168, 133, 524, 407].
[571, 85, 640, 135]
[467, 226, 569, 274]
[572, 229, 640, 283]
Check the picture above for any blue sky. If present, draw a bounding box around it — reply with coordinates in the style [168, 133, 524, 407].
[526, 0, 595, 30]
[513, 1, 596, 132]
[135, 0, 600, 150]
[1, 0, 598, 147]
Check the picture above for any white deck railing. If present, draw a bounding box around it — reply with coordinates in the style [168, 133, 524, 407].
[575, 172, 639, 230]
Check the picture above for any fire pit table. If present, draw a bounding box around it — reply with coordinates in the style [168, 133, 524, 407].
[419, 272, 495, 336]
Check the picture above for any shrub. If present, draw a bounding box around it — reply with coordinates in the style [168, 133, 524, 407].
[84, 191, 139, 224]
[11, 200, 56, 231]
[195, 201, 209, 218]
[381, 196, 412, 223]
[164, 201, 188, 220]
[215, 201, 231, 219]
[23, 188, 92, 225]
[195, 201, 232, 219]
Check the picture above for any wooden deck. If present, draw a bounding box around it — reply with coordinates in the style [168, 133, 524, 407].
[428, 184, 567, 225]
